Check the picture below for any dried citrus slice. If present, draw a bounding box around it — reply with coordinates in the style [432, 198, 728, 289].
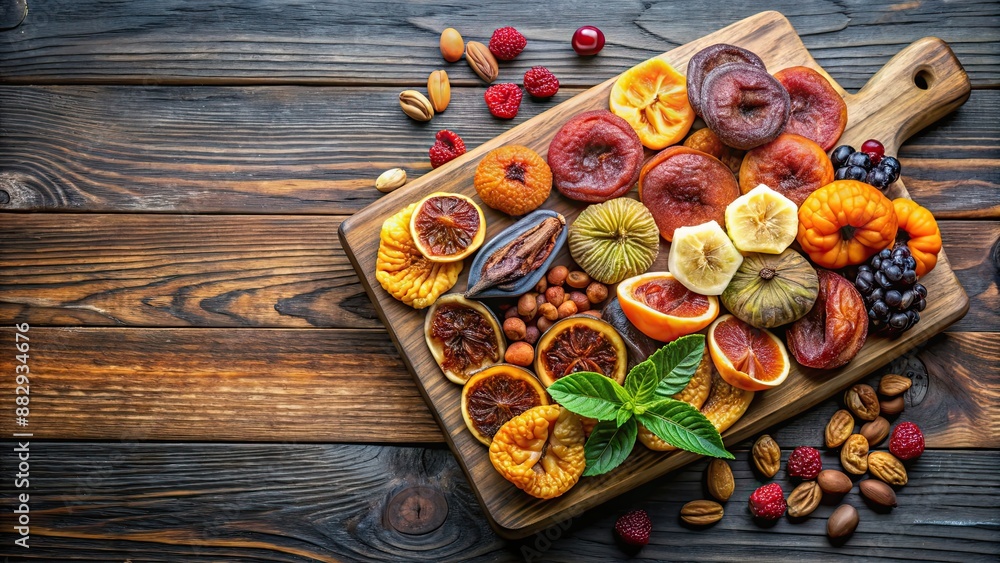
[461, 364, 549, 446]
[474, 145, 552, 216]
[424, 294, 505, 384]
[489, 405, 586, 499]
[617, 272, 719, 342]
[707, 314, 790, 392]
[376, 203, 462, 309]
[534, 316, 628, 387]
[610, 57, 695, 150]
[410, 192, 486, 262]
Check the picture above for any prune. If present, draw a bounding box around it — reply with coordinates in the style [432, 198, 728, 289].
[738, 133, 835, 206]
[773, 66, 848, 151]
[548, 110, 644, 202]
[700, 63, 790, 150]
[687, 44, 767, 118]
[786, 270, 868, 370]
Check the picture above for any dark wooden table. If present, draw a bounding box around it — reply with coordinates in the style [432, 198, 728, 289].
[0, 1, 997, 560]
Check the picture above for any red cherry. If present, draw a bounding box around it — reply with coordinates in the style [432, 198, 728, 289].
[861, 139, 885, 165]
[572, 26, 605, 56]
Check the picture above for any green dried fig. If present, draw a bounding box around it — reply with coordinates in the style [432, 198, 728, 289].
[568, 198, 659, 284]
[721, 249, 819, 328]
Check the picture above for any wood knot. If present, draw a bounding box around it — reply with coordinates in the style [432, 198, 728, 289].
[385, 486, 448, 535]
[0, 189, 9, 205]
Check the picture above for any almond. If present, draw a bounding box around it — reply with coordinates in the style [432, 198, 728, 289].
[868, 451, 908, 486]
[859, 479, 897, 508]
[680, 500, 724, 525]
[824, 409, 854, 448]
[440, 28, 465, 62]
[859, 416, 890, 447]
[827, 504, 859, 539]
[427, 70, 451, 113]
[398, 90, 434, 122]
[878, 374, 912, 397]
[786, 481, 822, 518]
[845, 383, 880, 421]
[465, 41, 499, 83]
[706, 459, 734, 502]
[880, 395, 905, 416]
[817, 469, 853, 495]
[840, 434, 869, 475]
[752, 434, 781, 478]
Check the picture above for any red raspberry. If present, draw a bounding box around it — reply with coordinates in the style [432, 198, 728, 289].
[484, 83, 523, 119]
[614, 509, 651, 547]
[523, 66, 560, 98]
[488, 26, 527, 60]
[787, 446, 822, 480]
[428, 130, 466, 169]
[889, 421, 925, 460]
[748, 483, 786, 520]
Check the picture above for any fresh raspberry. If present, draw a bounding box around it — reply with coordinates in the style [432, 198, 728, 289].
[428, 130, 467, 169]
[488, 26, 527, 60]
[614, 509, 651, 547]
[787, 446, 823, 480]
[523, 66, 560, 98]
[484, 83, 523, 119]
[889, 421, 925, 460]
[748, 483, 786, 520]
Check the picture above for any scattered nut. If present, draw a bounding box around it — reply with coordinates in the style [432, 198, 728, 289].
[859, 479, 897, 508]
[878, 374, 912, 397]
[868, 451, 908, 486]
[706, 459, 734, 502]
[503, 317, 527, 341]
[879, 396, 905, 416]
[566, 270, 591, 289]
[752, 434, 781, 478]
[547, 265, 569, 287]
[581, 309, 603, 318]
[840, 434, 870, 475]
[569, 291, 590, 312]
[817, 469, 853, 496]
[680, 500, 724, 525]
[465, 41, 499, 83]
[534, 276, 548, 294]
[557, 300, 578, 318]
[545, 286, 565, 307]
[786, 481, 822, 518]
[504, 341, 534, 367]
[845, 384, 880, 421]
[825, 409, 854, 448]
[827, 504, 859, 539]
[399, 90, 434, 121]
[439, 28, 465, 62]
[504, 306, 520, 319]
[524, 325, 540, 345]
[860, 416, 890, 447]
[536, 316, 554, 333]
[375, 168, 407, 193]
[538, 302, 559, 322]
[427, 70, 451, 113]
[517, 293, 538, 318]
[586, 281, 609, 304]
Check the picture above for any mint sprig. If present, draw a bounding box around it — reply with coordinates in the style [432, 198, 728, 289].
[546, 334, 733, 476]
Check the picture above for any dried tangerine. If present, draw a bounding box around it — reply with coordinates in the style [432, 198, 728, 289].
[375, 203, 462, 309]
[461, 364, 549, 446]
[410, 192, 486, 262]
[474, 145, 552, 216]
[610, 57, 695, 150]
[489, 405, 586, 499]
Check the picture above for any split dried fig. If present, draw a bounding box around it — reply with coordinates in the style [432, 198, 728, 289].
[700, 63, 790, 150]
[786, 270, 868, 370]
[774, 66, 848, 151]
[548, 110, 644, 203]
[687, 44, 766, 118]
[738, 133, 835, 206]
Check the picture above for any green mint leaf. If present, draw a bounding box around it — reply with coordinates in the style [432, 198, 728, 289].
[624, 361, 658, 405]
[616, 407, 632, 428]
[547, 372, 629, 421]
[583, 417, 637, 476]
[651, 334, 707, 399]
[635, 398, 733, 459]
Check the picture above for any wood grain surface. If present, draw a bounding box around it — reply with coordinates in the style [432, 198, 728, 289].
[339, 12, 973, 537]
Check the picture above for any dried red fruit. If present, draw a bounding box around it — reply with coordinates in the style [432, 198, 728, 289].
[773, 66, 848, 151]
[489, 26, 527, 60]
[700, 63, 790, 150]
[548, 110, 644, 203]
[484, 83, 524, 119]
[787, 446, 823, 479]
[614, 509, 651, 547]
[523, 66, 560, 98]
[686, 44, 766, 118]
[786, 269, 868, 370]
[748, 482, 786, 520]
[889, 421, 925, 460]
[429, 130, 467, 169]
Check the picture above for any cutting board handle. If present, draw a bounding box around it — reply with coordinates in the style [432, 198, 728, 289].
[845, 37, 971, 154]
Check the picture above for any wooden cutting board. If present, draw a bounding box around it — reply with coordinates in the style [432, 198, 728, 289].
[339, 11, 970, 539]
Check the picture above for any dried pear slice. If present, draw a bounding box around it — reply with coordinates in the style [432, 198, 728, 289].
[425, 294, 505, 384]
[376, 203, 462, 309]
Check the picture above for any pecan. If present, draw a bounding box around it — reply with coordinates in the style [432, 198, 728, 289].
[840, 434, 869, 475]
[399, 90, 434, 121]
[465, 215, 565, 297]
[859, 479, 897, 508]
[868, 451, 908, 486]
[680, 500, 724, 525]
[752, 434, 781, 478]
[824, 409, 854, 448]
[845, 384, 880, 421]
[427, 70, 451, 113]
[786, 481, 822, 518]
[706, 459, 734, 502]
[860, 416, 890, 447]
[878, 374, 912, 397]
[465, 41, 499, 83]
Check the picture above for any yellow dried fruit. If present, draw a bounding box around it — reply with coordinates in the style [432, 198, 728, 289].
[375, 203, 462, 309]
[489, 405, 586, 499]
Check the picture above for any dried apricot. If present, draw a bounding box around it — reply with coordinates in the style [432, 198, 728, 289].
[376, 204, 462, 309]
[774, 66, 847, 151]
[739, 133, 835, 206]
[489, 405, 586, 499]
[548, 110, 644, 202]
[610, 57, 695, 150]
[687, 44, 767, 118]
[474, 145, 552, 216]
[683, 128, 744, 176]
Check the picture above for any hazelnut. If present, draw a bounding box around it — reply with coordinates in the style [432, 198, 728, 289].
[557, 300, 578, 318]
[547, 265, 569, 287]
[503, 317, 527, 341]
[566, 270, 591, 289]
[581, 309, 603, 318]
[538, 302, 559, 321]
[504, 341, 534, 367]
[536, 316, 554, 333]
[524, 325, 540, 345]
[569, 291, 590, 312]
[586, 282, 609, 304]
[504, 306, 520, 319]
[535, 276, 548, 294]
[545, 286, 565, 306]
[517, 293, 538, 318]
[536, 293, 547, 307]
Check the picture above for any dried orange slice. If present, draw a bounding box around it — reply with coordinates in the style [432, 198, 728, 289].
[474, 145, 552, 216]
[610, 57, 696, 150]
[617, 272, 719, 343]
[707, 314, 790, 392]
[534, 316, 628, 387]
[489, 405, 586, 499]
[410, 193, 486, 263]
[376, 203, 462, 309]
[462, 364, 549, 446]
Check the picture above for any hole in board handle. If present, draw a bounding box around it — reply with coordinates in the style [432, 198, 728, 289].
[914, 69, 933, 90]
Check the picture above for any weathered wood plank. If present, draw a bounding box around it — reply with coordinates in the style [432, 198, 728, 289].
[1, 216, 994, 330]
[0, 1, 997, 87]
[1, 328, 996, 447]
[1, 443, 996, 561]
[0, 85, 995, 215]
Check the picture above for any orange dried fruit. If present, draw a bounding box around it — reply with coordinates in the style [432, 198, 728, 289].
[797, 180, 898, 269]
[410, 193, 486, 263]
[489, 405, 586, 499]
[534, 316, 628, 387]
[708, 314, 790, 392]
[425, 294, 505, 384]
[461, 364, 549, 446]
[376, 203, 462, 309]
[474, 145, 552, 216]
[683, 127, 744, 176]
[610, 57, 695, 150]
[739, 133, 835, 207]
[616, 272, 719, 343]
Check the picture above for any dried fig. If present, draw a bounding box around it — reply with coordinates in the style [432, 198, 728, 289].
[686, 44, 766, 118]
[786, 270, 868, 370]
[548, 110, 644, 203]
[489, 405, 586, 499]
[774, 66, 848, 151]
[461, 364, 549, 445]
[738, 133, 835, 206]
[700, 63, 790, 150]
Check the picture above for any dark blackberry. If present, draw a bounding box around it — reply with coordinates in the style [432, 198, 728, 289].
[853, 246, 926, 337]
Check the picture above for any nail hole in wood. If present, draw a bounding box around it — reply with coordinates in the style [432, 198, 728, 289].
[914, 69, 932, 90]
[385, 486, 448, 535]
[0, 190, 9, 205]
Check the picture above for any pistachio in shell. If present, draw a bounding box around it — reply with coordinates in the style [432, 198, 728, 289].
[425, 294, 506, 384]
[568, 198, 660, 284]
[721, 249, 819, 328]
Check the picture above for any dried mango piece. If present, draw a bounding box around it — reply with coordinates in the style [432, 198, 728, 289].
[376, 203, 462, 309]
[610, 57, 695, 150]
[489, 405, 586, 499]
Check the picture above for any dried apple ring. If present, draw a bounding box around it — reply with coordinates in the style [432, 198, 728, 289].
[610, 57, 695, 150]
[489, 405, 586, 499]
[376, 203, 462, 309]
